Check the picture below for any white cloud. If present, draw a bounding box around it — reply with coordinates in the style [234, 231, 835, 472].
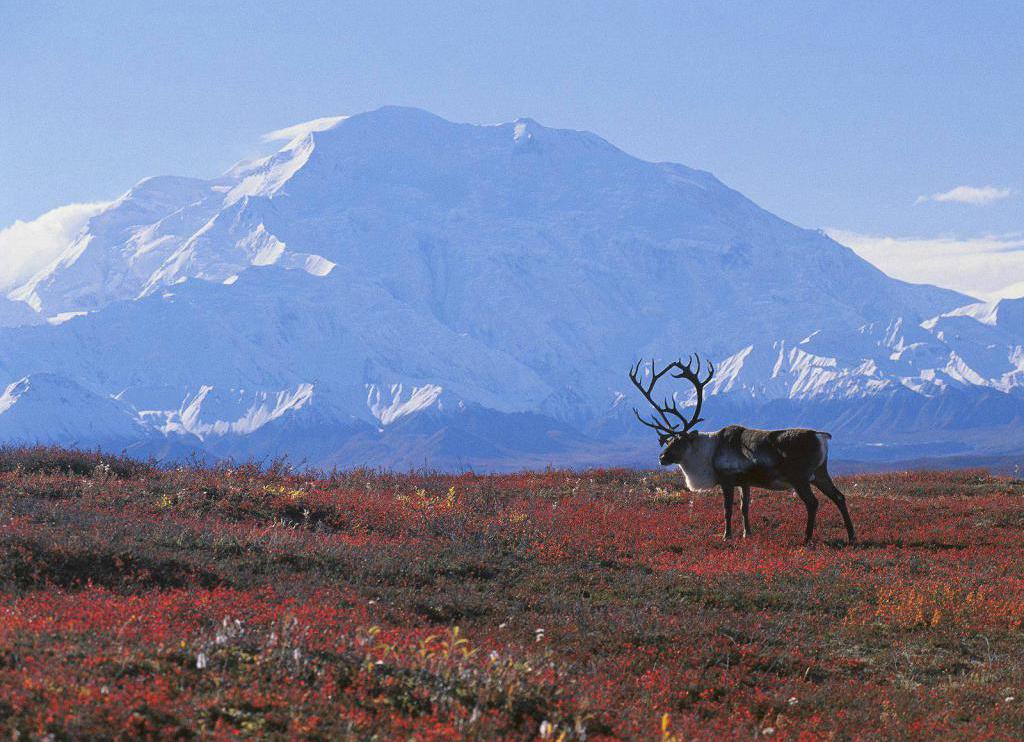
[0, 202, 111, 294]
[262, 116, 347, 144]
[827, 229, 1024, 301]
[914, 185, 1012, 206]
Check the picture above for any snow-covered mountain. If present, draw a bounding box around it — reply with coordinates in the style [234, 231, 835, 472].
[1, 107, 1021, 469]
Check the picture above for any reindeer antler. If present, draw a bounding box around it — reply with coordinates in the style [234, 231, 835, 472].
[670, 354, 714, 431]
[628, 354, 715, 443]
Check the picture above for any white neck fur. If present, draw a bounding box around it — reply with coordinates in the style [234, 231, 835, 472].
[676, 432, 719, 491]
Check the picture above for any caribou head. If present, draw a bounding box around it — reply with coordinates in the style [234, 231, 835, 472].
[627, 355, 714, 466]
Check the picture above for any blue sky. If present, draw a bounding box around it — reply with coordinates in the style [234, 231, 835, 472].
[2, 1, 1021, 295]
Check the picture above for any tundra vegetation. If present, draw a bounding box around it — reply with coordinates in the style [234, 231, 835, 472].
[1, 446, 1024, 739]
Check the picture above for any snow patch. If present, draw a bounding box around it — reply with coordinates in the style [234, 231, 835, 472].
[279, 252, 337, 277]
[366, 383, 443, 425]
[229, 384, 315, 435]
[0, 378, 30, 415]
[46, 311, 89, 326]
[150, 383, 315, 440]
[943, 301, 1000, 327]
[944, 352, 987, 386]
[711, 345, 754, 394]
[297, 253, 336, 277]
[237, 223, 286, 266]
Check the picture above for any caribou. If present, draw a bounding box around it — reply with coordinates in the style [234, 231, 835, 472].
[629, 355, 857, 545]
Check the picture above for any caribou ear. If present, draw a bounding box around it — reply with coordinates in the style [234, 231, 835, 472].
[687, 430, 701, 442]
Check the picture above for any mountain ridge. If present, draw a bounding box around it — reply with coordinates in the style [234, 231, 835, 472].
[1, 107, 1020, 469]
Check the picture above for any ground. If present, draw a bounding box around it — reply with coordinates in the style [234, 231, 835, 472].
[1, 447, 1024, 740]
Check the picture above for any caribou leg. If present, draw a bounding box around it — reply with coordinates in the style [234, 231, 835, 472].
[793, 483, 818, 545]
[740, 485, 752, 538]
[812, 468, 857, 545]
[721, 485, 735, 540]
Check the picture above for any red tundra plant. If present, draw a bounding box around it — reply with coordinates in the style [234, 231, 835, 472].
[2, 447, 1024, 739]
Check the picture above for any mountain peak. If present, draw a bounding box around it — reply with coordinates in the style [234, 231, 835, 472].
[2, 108, 1018, 469]
[325, 106, 453, 136]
